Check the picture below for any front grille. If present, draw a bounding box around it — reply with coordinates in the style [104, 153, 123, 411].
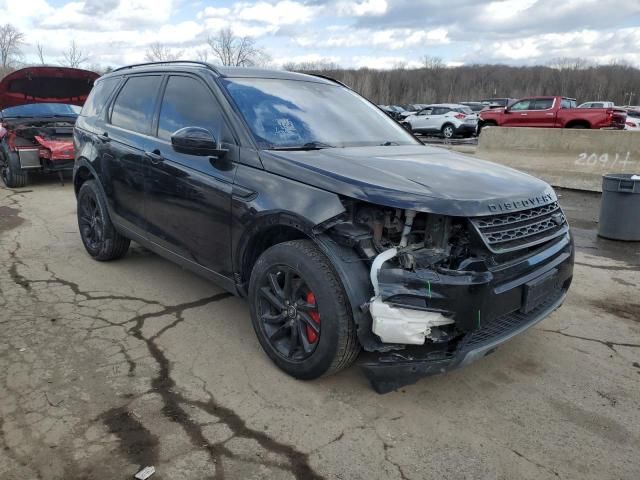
[464, 288, 564, 348]
[470, 202, 568, 253]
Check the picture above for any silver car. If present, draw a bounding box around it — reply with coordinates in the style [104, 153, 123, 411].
[402, 103, 478, 138]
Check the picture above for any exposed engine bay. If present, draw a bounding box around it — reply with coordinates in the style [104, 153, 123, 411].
[325, 197, 571, 352]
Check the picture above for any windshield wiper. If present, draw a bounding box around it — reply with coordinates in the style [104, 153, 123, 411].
[268, 141, 335, 151]
[378, 141, 400, 146]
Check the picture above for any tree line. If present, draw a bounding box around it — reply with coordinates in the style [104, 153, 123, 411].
[284, 58, 640, 106]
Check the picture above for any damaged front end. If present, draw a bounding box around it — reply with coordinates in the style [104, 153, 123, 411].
[319, 196, 574, 393]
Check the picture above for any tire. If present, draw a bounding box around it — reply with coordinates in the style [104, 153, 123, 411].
[441, 123, 455, 139]
[568, 124, 588, 129]
[1, 150, 28, 188]
[77, 180, 130, 261]
[249, 239, 360, 379]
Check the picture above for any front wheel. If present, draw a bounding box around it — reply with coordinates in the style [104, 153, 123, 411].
[249, 240, 360, 379]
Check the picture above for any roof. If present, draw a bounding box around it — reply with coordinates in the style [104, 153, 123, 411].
[426, 103, 467, 108]
[107, 61, 335, 84]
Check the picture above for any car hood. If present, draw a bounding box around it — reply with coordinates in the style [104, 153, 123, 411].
[0, 66, 99, 110]
[259, 145, 556, 217]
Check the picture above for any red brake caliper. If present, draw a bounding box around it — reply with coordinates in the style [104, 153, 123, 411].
[305, 292, 321, 343]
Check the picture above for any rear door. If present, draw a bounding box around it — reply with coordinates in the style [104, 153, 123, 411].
[430, 107, 450, 130]
[103, 75, 163, 236]
[525, 98, 556, 127]
[144, 74, 238, 278]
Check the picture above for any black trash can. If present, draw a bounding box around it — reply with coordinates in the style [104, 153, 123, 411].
[598, 173, 640, 241]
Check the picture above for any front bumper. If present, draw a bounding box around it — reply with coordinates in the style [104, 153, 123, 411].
[361, 233, 574, 393]
[362, 289, 566, 393]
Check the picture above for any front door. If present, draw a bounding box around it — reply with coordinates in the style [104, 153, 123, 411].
[144, 74, 237, 278]
[503, 99, 532, 126]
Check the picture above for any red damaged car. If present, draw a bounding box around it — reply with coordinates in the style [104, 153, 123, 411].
[0, 66, 99, 187]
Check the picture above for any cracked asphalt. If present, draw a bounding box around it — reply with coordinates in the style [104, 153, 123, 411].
[1, 180, 639, 480]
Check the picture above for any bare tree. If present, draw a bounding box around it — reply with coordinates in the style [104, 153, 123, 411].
[423, 55, 444, 70]
[144, 42, 182, 62]
[206, 28, 270, 67]
[62, 40, 88, 68]
[36, 42, 46, 65]
[0, 24, 25, 69]
[195, 48, 209, 62]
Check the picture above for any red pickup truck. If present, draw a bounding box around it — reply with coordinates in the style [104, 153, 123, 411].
[479, 96, 627, 130]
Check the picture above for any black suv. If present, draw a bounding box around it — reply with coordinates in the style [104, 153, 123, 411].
[73, 61, 573, 392]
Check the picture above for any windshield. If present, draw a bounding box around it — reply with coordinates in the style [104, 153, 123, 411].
[222, 78, 418, 149]
[0, 103, 81, 118]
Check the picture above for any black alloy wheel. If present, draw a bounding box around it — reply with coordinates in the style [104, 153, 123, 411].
[78, 192, 104, 252]
[256, 265, 321, 361]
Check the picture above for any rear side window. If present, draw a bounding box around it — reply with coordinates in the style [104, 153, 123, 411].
[110, 75, 162, 134]
[533, 98, 554, 110]
[157, 75, 224, 141]
[80, 77, 120, 117]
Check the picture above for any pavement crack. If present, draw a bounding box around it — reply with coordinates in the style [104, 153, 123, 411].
[541, 329, 640, 352]
[511, 448, 561, 478]
[574, 261, 640, 272]
[125, 292, 325, 480]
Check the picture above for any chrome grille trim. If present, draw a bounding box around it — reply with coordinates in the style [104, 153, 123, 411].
[470, 202, 569, 253]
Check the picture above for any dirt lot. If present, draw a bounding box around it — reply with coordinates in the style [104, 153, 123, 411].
[1, 179, 639, 480]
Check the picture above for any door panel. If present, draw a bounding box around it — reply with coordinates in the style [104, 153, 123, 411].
[102, 75, 162, 235]
[144, 75, 236, 277]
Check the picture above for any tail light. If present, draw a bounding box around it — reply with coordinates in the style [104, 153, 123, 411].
[454, 113, 466, 120]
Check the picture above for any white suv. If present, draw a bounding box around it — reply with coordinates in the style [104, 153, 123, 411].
[403, 103, 478, 138]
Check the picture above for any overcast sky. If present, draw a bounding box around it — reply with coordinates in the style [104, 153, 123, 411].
[3, 0, 640, 69]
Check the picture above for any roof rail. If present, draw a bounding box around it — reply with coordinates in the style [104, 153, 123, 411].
[113, 60, 219, 75]
[307, 73, 350, 89]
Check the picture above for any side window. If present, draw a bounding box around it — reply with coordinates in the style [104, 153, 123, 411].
[80, 77, 120, 117]
[431, 107, 444, 115]
[561, 99, 572, 109]
[157, 76, 224, 142]
[110, 75, 162, 134]
[533, 98, 554, 110]
[510, 100, 531, 111]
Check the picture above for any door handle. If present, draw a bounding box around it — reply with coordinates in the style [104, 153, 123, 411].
[520, 113, 528, 115]
[145, 150, 163, 165]
[546, 113, 554, 116]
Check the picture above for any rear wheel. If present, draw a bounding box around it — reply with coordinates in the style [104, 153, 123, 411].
[441, 123, 455, 138]
[77, 180, 130, 261]
[1, 151, 28, 188]
[568, 123, 588, 129]
[249, 240, 360, 379]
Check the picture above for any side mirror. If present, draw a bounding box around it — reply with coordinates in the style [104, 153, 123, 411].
[171, 127, 228, 157]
